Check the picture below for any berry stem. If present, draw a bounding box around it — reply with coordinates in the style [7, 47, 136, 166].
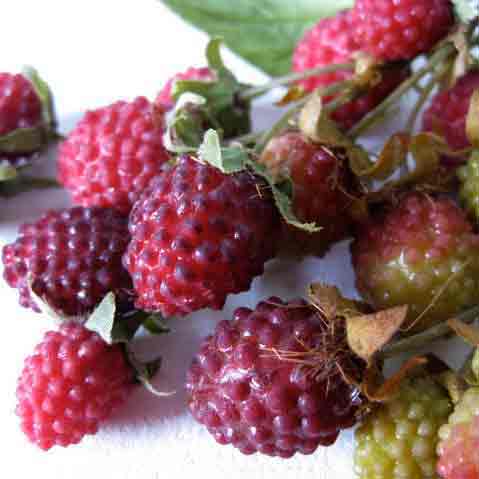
[239, 62, 355, 102]
[380, 305, 479, 359]
[254, 79, 356, 153]
[348, 43, 456, 139]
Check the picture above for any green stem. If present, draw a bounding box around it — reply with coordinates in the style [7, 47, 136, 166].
[254, 79, 355, 154]
[348, 43, 456, 139]
[239, 62, 355, 102]
[380, 305, 479, 359]
[230, 130, 265, 146]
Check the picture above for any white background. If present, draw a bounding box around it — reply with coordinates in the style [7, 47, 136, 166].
[0, 2, 461, 478]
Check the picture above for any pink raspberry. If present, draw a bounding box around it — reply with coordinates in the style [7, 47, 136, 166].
[292, 10, 409, 129]
[352, 0, 454, 61]
[16, 322, 134, 450]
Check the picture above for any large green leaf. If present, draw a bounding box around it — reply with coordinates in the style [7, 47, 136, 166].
[160, 0, 353, 76]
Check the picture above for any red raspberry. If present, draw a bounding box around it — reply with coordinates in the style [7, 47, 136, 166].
[438, 387, 479, 479]
[351, 194, 479, 333]
[16, 322, 134, 450]
[0, 73, 41, 136]
[261, 131, 353, 255]
[352, 0, 454, 61]
[2, 207, 132, 316]
[123, 156, 280, 316]
[422, 71, 479, 166]
[155, 67, 214, 110]
[186, 297, 363, 458]
[0, 72, 43, 164]
[57, 97, 171, 214]
[292, 11, 409, 129]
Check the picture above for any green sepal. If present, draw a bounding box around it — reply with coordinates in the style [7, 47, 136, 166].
[0, 163, 18, 182]
[172, 38, 251, 140]
[0, 126, 49, 155]
[198, 129, 321, 232]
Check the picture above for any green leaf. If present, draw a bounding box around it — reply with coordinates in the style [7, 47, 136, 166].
[0, 164, 18, 182]
[160, 0, 353, 76]
[453, 0, 479, 23]
[0, 126, 47, 154]
[22, 66, 56, 130]
[198, 129, 248, 172]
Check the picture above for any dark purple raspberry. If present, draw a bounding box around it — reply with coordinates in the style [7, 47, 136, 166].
[123, 156, 280, 316]
[58, 97, 171, 214]
[16, 322, 134, 450]
[186, 297, 363, 458]
[2, 206, 132, 316]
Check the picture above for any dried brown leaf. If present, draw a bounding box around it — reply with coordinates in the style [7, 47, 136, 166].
[275, 85, 307, 106]
[448, 317, 479, 346]
[308, 282, 363, 321]
[362, 356, 428, 402]
[347, 305, 408, 362]
[466, 89, 479, 147]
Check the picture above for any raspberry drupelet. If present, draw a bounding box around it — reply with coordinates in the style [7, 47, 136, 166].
[187, 297, 363, 458]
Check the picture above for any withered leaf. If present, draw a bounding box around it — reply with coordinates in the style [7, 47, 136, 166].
[275, 85, 307, 106]
[362, 356, 428, 402]
[347, 305, 408, 361]
[466, 89, 479, 147]
[308, 282, 363, 321]
[448, 317, 479, 346]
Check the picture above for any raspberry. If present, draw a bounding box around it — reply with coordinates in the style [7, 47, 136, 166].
[0, 72, 43, 164]
[16, 322, 134, 450]
[155, 67, 214, 110]
[355, 377, 451, 479]
[186, 297, 363, 458]
[352, 0, 454, 61]
[2, 206, 132, 316]
[292, 11, 409, 129]
[437, 387, 479, 479]
[351, 193, 479, 333]
[123, 156, 279, 316]
[261, 131, 353, 255]
[458, 154, 479, 221]
[422, 71, 479, 166]
[58, 97, 171, 214]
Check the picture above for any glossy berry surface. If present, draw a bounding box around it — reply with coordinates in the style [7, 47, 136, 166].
[292, 11, 409, 129]
[155, 67, 214, 110]
[58, 97, 170, 214]
[352, 194, 479, 333]
[123, 156, 279, 316]
[355, 377, 451, 479]
[261, 131, 353, 256]
[2, 206, 132, 316]
[187, 297, 363, 458]
[0, 72, 41, 136]
[423, 71, 479, 166]
[16, 322, 133, 450]
[438, 387, 479, 479]
[352, 0, 454, 61]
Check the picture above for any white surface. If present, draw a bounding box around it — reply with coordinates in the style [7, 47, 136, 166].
[0, 2, 463, 479]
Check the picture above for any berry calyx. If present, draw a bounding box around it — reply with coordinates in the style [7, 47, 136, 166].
[187, 297, 364, 458]
[16, 322, 134, 450]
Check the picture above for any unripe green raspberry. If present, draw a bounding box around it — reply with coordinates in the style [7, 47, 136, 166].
[355, 378, 452, 479]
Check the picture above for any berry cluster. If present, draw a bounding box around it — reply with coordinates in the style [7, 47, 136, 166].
[3, 2, 479, 478]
